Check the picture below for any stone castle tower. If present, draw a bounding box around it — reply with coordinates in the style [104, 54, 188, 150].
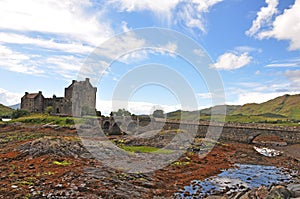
[21, 78, 97, 117]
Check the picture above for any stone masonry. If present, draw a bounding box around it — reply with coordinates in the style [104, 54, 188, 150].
[21, 78, 97, 117]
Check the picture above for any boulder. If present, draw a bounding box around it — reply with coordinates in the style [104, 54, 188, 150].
[287, 184, 300, 198]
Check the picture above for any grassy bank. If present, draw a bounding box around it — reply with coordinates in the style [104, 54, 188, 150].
[9, 114, 83, 126]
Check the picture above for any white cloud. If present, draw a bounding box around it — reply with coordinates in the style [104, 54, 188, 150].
[193, 49, 206, 57]
[0, 0, 112, 46]
[255, 0, 300, 50]
[0, 88, 22, 106]
[285, 70, 300, 89]
[197, 92, 212, 99]
[108, 0, 179, 16]
[45, 55, 84, 79]
[234, 91, 296, 105]
[176, 0, 224, 32]
[211, 52, 252, 70]
[0, 44, 84, 78]
[0, 32, 94, 54]
[0, 45, 44, 75]
[107, 0, 223, 33]
[246, 0, 279, 37]
[266, 63, 300, 67]
[265, 57, 300, 68]
[95, 32, 146, 61]
[234, 46, 262, 53]
[250, 0, 300, 50]
[121, 21, 130, 32]
[97, 99, 181, 116]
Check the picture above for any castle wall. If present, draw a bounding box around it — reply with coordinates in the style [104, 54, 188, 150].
[69, 78, 97, 117]
[21, 78, 97, 117]
[21, 92, 44, 113]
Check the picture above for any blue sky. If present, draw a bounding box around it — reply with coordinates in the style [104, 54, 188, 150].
[0, 0, 299, 115]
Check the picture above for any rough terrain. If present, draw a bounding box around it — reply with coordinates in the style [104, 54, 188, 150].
[0, 123, 299, 198]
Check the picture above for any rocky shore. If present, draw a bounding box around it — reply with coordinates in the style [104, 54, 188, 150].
[0, 123, 299, 198]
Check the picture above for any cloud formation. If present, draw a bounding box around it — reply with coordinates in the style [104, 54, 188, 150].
[285, 70, 300, 89]
[107, 0, 223, 33]
[246, 0, 279, 37]
[0, 0, 111, 46]
[247, 0, 300, 51]
[0, 88, 22, 106]
[259, 0, 300, 50]
[211, 52, 252, 70]
[0, 45, 44, 75]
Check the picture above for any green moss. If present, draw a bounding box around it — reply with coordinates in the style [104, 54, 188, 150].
[119, 145, 174, 154]
[172, 161, 190, 166]
[19, 181, 34, 186]
[1, 132, 44, 143]
[43, 171, 55, 175]
[52, 160, 72, 166]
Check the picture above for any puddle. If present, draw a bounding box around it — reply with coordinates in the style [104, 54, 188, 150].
[175, 164, 296, 198]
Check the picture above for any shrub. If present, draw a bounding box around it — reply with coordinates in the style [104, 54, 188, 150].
[45, 106, 53, 115]
[11, 109, 30, 119]
[65, 118, 74, 125]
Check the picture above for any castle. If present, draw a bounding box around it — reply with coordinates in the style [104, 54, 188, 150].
[21, 78, 97, 117]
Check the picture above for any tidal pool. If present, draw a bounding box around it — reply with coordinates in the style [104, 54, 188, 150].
[176, 164, 296, 198]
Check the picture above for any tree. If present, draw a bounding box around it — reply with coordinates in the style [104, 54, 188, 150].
[153, 109, 164, 118]
[11, 109, 30, 119]
[113, 108, 132, 116]
[45, 106, 53, 115]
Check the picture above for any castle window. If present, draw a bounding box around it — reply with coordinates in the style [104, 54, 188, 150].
[56, 108, 60, 114]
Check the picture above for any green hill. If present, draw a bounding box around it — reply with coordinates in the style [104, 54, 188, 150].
[200, 105, 241, 115]
[166, 105, 241, 120]
[166, 94, 300, 123]
[0, 103, 14, 118]
[166, 110, 200, 120]
[232, 94, 300, 119]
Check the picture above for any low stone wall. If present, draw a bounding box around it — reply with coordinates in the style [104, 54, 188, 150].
[99, 117, 300, 144]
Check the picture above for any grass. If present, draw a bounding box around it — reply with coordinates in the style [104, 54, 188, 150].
[9, 114, 83, 126]
[0, 103, 13, 118]
[159, 129, 187, 134]
[119, 145, 174, 154]
[166, 94, 300, 125]
[0, 131, 44, 144]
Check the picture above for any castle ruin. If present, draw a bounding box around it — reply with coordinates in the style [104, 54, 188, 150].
[21, 78, 97, 117]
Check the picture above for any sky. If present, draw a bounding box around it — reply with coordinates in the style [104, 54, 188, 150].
[0, 0, 300, 115]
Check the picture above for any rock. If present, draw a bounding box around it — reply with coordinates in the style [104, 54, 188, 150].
[42, 123, 59, 128]
[252, 134, 288, 146]
[205, 196, 228, 199]
[233, 190, 249, 199]
[265, 185, 292, 199]
[11, 185, 18, 188]
[287, 184, 300, 197]
[18, 137, 89, 158]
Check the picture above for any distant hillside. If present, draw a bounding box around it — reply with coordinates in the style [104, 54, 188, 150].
[9, 103, 21, 110]
[166, 94, 300, 122]
[166, 110, 200, 120]
[232, 94, 300, 119]
[200, 105, 241, 115]
[166, 105, 241, 120]
[0, 104, 13, 117]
